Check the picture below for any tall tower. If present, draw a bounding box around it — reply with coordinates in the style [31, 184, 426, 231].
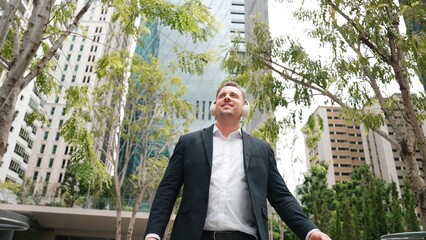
[0, 0, 43, 189]
[304, 103, 426, 193]
[24, 0, 131, 199]
[156, 0, 269, 133]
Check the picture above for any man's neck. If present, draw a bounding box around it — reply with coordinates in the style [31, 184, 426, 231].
[215, 120, 240, 138]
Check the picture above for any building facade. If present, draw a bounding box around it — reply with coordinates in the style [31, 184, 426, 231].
[156, 0, 269, 133]
[304, 106, 367, 186]
[305, 104, 426, 193]
[0, 0, 44, 188]
[24, 0, 131, 199]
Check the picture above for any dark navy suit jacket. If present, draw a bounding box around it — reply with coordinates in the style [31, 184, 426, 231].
[145, 125, 317, 240]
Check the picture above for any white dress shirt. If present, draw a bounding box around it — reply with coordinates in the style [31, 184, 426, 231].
[203, 126, 257, 237]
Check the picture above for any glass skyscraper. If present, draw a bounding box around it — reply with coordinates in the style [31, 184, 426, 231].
[156, 0, 269, 132]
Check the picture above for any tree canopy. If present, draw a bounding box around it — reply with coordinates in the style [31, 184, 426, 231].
[223, 0, 426, 228]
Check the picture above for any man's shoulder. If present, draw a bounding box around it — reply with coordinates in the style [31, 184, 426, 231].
[243, 131, 270, 146]
[180, 126, 213, 140]
[181, 129, 203, 138]
[243, 132, 271, 148]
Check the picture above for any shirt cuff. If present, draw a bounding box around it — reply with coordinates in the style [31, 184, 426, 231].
[305, 228, 320, 240]
[145, 233, 161, 240]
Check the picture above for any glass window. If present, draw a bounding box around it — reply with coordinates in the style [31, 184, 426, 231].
[43, 131, 49, 140]
[40, 144, 45, 153]
[36, 157, 42, 167]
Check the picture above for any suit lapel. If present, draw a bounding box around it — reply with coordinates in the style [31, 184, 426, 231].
[201, 125, 214, 169]
[242, 130, 252, 170]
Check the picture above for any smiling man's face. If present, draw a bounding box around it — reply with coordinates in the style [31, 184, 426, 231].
[215, 86, 244, 119]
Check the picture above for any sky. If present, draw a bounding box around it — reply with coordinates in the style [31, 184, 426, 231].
[267, 0, 322, 193]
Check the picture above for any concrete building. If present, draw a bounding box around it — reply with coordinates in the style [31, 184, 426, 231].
[0, 0, 44, 188]
[305, 104, 426, 193]
[304, 106, 367, 186]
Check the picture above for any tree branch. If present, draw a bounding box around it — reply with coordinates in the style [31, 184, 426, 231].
[384, 5, 426, 165]
[255, 52, 347, 107]
[11, 19, 19, 60]
[22, 0, 94, 87]
[0, 0, 20, 52]
[327, 0, 391, 64]
[0, 55, 10, 69]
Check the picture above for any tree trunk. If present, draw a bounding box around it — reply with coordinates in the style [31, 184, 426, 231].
[115, 180, 122, 240]
[0, 0, 55, 165]
[279, 221, 285, 240]
[127, 185, 148, 240]
[400, 138, 426, 229]
[0, 0, 94, 166]
[390, 51, 426, 228]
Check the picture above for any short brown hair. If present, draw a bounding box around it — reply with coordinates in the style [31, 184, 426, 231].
[215, 81, 247, 101]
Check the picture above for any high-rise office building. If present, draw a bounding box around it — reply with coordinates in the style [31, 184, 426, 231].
[304, 103, 426, 193]
[0, 0, 43, 188]
[24, 0, 132, 199]
[156, 0, 269, 133]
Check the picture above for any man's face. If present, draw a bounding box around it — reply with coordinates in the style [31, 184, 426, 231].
[215, 86, 244, 119]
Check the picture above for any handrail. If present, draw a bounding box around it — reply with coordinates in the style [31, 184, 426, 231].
[381, 231, 426, 239]
[0, 217, 29, 231]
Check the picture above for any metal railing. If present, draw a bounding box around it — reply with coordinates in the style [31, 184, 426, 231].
[381, 232, 426, 239]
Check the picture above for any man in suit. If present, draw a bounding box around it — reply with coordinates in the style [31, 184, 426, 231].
[145, 81, 331, 240]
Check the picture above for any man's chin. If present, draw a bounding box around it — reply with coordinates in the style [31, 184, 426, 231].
[217, 111, 238, 119]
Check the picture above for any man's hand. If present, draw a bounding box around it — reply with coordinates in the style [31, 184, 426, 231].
[308, 231, 332, 240]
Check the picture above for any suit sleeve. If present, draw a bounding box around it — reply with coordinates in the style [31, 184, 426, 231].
[266, 144, 318, 239]
[145, 136, 185, 239]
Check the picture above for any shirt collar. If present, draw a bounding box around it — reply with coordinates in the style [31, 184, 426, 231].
[213, 124, 242, 138]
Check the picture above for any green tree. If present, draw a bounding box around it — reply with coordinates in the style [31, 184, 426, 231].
[0, 180, 21, 203]
[222, 0, 426, 228]
[402, 177, 421, 231]
[60, 164, 84, 207]
[0, 0, 217, 168]
[67, 51, 193, 240]
[298, 160, 334, 234]
[387, 182, 404, 234]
